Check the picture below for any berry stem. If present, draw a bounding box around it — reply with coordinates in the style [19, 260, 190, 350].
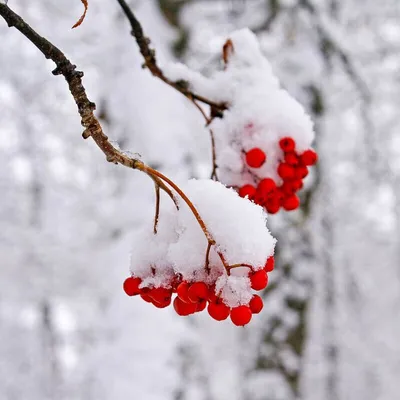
[141, 165, 215, 244]
[205, 241, 212, 273]
[153, 182, 160, 234]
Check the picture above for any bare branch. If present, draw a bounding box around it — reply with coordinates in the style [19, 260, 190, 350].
[115, 0, 226, 113]
[0, 3, 140, 170]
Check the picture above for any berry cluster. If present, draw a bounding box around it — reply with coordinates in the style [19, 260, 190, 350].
[238, 137, 317, 214]
[123, 256, 275, 326]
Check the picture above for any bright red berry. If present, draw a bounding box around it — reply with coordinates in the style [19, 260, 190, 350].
[282, 195, 300, 211]
[249, 295, 264, 314]
[195, 300, 207, 313]
[245, 148, 266, 168]
[123, 277, 142, 296]
[284, 152, 299, 166]
[250, 270, 268, 290]
[300, 149, 318, 166]
[177, 282, 191, 303]
[188, 282, 209, 303]
[264, 256, 275, 272]
[148, 287, 172, 305]
[230, 305, 252, 326]
[140, 293, 153, 303]
[291, 179, 303, 191]
[238, 184, 256, 200]
[281, 181, 296, 196]
[152, 297, 172, 309]
[254, 189, 268, 206]
[173, 297, 197, 316]
[279, 137, 296, 152]
[294, 165, 308, 180]
[265, 199, 280, 214]
[208, 302, 230, 321]
[277, 163, 295, 180]
[258, 178, 276, 197]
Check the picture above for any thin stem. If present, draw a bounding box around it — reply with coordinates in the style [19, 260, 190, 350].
[205, 241, 212, 274]
[142, 165, 215, 244]
[153, 183, 160, 234]
[209, 128, 218, 180]
[190, 100, 218, 179]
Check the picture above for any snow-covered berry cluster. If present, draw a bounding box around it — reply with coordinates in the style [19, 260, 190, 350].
[123, 179, 276, 326]
[123, 255, 274, 326]
[164, 29, 318, 214]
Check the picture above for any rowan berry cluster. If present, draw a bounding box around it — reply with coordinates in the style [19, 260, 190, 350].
[238, 137, 318, 213]
[123, 256, 274, 326]
[123, 179, 276, 326]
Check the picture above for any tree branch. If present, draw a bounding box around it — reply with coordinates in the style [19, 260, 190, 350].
[0, 3, 141, 170]
[115, 0, 227, 114]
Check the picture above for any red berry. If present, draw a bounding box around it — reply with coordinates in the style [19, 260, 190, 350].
[148, 287, 172, 304]
[208, 302, 230, 321]
[300, 149, 318, 166]
[257, 178, 276, 197]
[245, 148, 266, 168]
[277, 163, 295, 180]
[249, 295, 264, 314]
[140, 293, 153, 303]
[254, 189, 268, 206]
[195, 300, 207, 313]
[250, 270, 268, 290]
[230, 305, 252, 326]
[291, 179, 303, 191]
[281, 181, 296, 196]
[294, 165, 308, 180]
[265, 199, 280, 214]
[282, 195, 300, 211]
[173, 297, 197, 316]
[284, 152, 299, 166]
[264, 256, 275, 272]
[177, 282, 191, 303]
[152, 297, 172, 309]
[123, 277, 142, 296]
[187, 282, 209, 303]
[279, 137, 296, 152]
[238, 184, 256, 200]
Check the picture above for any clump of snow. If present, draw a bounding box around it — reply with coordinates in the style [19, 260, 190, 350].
[130, 179, 276, 305]
[215, 275, 253, 308]
[164, 28, 316, 188]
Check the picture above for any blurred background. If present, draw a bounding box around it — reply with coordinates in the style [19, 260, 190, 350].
[1, 0, 400, 399]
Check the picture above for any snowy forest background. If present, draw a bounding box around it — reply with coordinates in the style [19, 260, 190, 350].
[1, 0, 400, 399]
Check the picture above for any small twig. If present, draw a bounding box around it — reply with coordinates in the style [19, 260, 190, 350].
[190, 99, 219, 179]
[72, 0, 88, 29]
[204, 241, 212, 273]
[150, 175, 179, 210]
[142, 165, 215, 244]
[209, 128, 218, 180]
[153, 183, 160, 234]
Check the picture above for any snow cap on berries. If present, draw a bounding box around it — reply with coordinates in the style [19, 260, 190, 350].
[168, 179, 276, 278]
[129, 179, 276, 307]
